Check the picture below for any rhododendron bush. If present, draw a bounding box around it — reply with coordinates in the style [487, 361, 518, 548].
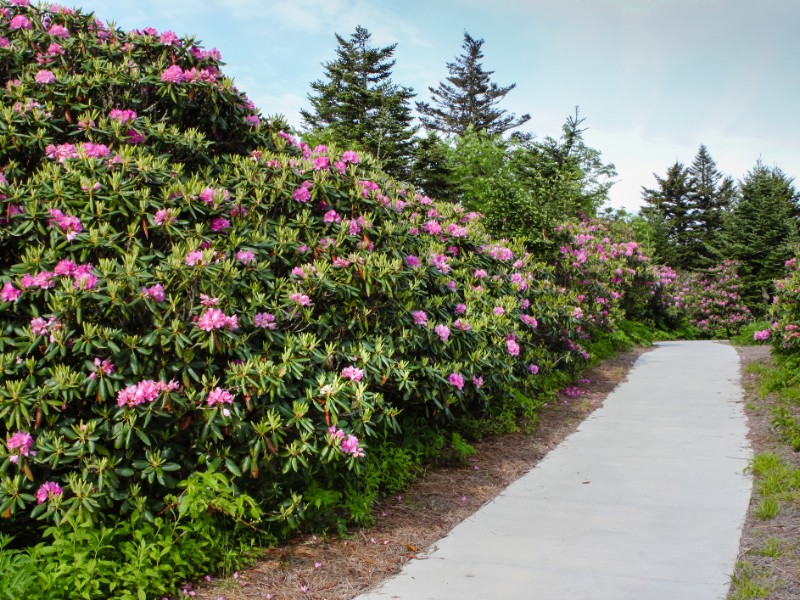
[676, 260, 753, 337]
[770, 256, 800, 353]
[0, 1, 598, 539]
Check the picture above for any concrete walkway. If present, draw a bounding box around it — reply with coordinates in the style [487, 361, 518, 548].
[355, 341, 752, 600]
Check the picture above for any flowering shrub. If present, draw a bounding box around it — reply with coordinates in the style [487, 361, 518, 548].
[0, 2, 595, 545]
[770, 256, 800, 353]
[550, 218, 678, 345]
[676, 260, 753, 337]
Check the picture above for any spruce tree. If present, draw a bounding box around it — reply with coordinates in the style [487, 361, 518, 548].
[416, 32, 530, 136]
[686, 144, 735, 266]
[720, 161, 799, 313]
[641, 162, 695, 268]
[301, 26, 417, 178]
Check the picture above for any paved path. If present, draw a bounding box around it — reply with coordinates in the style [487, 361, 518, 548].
[355, 341, 752, 600]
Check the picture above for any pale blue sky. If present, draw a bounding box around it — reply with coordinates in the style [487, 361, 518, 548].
[73, 0, 799, 212]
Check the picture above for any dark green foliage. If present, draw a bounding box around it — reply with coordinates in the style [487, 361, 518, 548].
[416, 32, 530, 136]
[641, 161, 695, 268]
[446, 112, 616, 251]
[687, 144, 735, 266]
[300, 26, 417, 179]
[721, 161, 799, 314]
[408, 131, 455, 199]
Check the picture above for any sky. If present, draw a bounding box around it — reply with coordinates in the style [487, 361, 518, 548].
[72, 0, 800, 213]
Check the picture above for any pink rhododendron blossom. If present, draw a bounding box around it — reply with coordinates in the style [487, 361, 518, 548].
[35, 69, 56, 84]
[49, 209, 82, 240]
[528, 364, 539, 375]
[447, 280, 457, 292]
[290, 293, 312, 307]
[341, 366, 364, 382]
[254, 312, 276, 329]
[9, 15, 31, 30]
[35, 481, 63, 504]
[81, 142, 109, 158]
[236, 249, 256, 264]
[197, 308, 238, 331]
[48, 24, 69, 38]
[45, 143, 78, 162]
[159, 30, 179, 45]
[753, 330, 770, 341]
[161, 65, 184, 83]
[506, 336, 520, 356]
[185, 251, 205, 266]
[332, 257, 351, 268]
[206, 387, 234, 407]
[473, 269, 488, 279]
[448, 372, 464, 390]
[200, 294, 219, 307]
[520, 314, 538, 328]
[434, 324, 450, 342]
[493, 306, 505, 316]
[454, 319, 471, 331]
[210, 216, 230, 232]
[1, 281, 21, 303]
[93, 357, 116, 376]
[117, 379, 179, 408]
[411, 310, 428, 326]
[405, 255, 420, 268]
[73, 270, 97, 290]
[341, 150, 360, 164]
[341, 434, 365, 457]
[293, 181, 312, 202]
[153, 208, 175, 226]
[446, 223, 468, 237]
[428, 253, 450, 274]
[6, 431, 33, 464]
[328, 426, 345, 439]
[313, 156, 329, 170]
[323, 210, 341, 224]
[422, 220, 442, 235]
[0, 37, 8, 49]
[472, 375, 484, 388]
[126, 130, 145, 144]
[454, 303, 466, 315]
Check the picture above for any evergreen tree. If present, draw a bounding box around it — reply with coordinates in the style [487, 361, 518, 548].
[408, 132, 455, 199]
[720, 161, 799, 313]
[416, 32, 530, 136]
[301, 26, 417, 178]
[640, 162, 695, 268]
[686, 144, 735, 265]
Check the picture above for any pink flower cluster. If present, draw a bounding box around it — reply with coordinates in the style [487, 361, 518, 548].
[196, 308, 239, 331]
[411, 310, 428, 326]
[254, 312, 277, 329]
[117, 379, 180, 408]
[293, 181, 313, 203]
[109, 108, 137, 123]
[290, 293, 312, 307]
[753, 330, 770, 342]
[206, 387, 234, 407]
[6, 431, 34, 464]
[448, 372, 464, 390]
[161, 64, 218, 84]
[36, 481, 63, 504]
[141, 283, 165, 302]
[45, 142, 110, 162]
[49, 208, 82, 240]
[434, 324, 450, 342]
[329, 427, 365, 458]
[341, 365, 364, 382]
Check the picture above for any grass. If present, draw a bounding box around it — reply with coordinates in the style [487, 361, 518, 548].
[729, 562, 774, 599]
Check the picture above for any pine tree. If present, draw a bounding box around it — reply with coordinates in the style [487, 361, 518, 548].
[301, 26, 417, 178]
[720, 161, 799, 313]
[686, 144, 735, 266]
[416, 32, 530, 136]
[641, 162, 695, 268]
[408, 132, 455, 199]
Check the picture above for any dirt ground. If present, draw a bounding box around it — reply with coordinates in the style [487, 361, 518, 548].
[195, 347, 649, 600]
[728, 345, 800, 600]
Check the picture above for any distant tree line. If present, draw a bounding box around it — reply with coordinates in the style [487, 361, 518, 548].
[639, 146, 799, 313]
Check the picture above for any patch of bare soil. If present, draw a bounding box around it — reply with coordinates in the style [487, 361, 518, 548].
[195, 347, 650, 600]
[728, 346, 800, 600]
